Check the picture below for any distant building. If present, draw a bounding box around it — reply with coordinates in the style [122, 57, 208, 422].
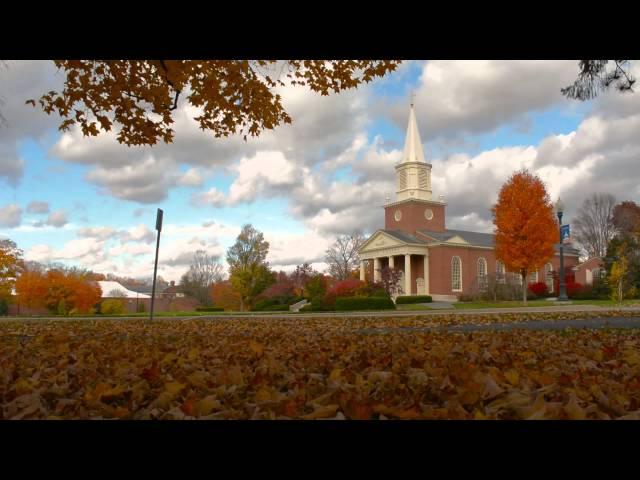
[97, 281, 151, 299]
[163, 281, 186, 299]
[358, 102, 583, 301]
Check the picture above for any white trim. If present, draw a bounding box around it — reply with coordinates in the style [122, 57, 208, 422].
[451, 255, 462, 292]
[477, 257, 487, 289]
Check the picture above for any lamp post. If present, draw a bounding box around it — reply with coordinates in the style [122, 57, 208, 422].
[555, 198, 569, 301]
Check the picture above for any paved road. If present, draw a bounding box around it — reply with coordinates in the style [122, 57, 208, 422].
[357, 316, 640, 334]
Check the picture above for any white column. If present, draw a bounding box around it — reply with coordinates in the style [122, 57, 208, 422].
[405, 254, 412, 295]
[423, 253, 429, 295]
[360, 260, 365, 281]
[374, 258, 381, 282]
[389, 256, 395, 269]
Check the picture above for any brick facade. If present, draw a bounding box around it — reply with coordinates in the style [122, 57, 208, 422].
[384, 200, 446, 233]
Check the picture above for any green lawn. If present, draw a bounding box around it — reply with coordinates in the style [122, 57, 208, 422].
[453, 299, 640, 309]
[395, 304, 437, 311]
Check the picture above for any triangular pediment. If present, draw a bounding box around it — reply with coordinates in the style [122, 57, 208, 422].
[359, 230, 408, 253]
[445, 235, 469, 245]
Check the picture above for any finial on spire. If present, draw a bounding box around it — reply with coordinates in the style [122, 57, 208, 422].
[410, 90, 415, 108]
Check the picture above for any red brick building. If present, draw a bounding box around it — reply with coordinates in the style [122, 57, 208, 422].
[358, 103, 582, 301]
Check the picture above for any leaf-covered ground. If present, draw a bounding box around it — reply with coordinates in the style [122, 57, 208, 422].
[2, 315, 640, 420]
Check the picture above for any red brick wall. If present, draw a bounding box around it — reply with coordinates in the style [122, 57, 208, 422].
[384, 201, 446, 233]
[574, 257, 603, 286]
[427, 246, 580, 297]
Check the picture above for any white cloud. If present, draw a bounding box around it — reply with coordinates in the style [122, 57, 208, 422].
[176, 168, 204, 187]
[77, 226, 118, 241]
[191, 187, 226, 207]
[0, 204, 22, 228]
[26, 201, 50, 214]
[120, 224, 156, 244]
[226, 150, 299, 205]
[45, 210, 69, 228]
[384, 60, 579, 143]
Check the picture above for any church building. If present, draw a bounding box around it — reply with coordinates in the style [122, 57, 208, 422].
[357, 103, 581, 301]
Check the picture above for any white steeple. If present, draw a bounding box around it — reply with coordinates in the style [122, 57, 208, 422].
[401, 100, 426, 164]
[395, 98, 432, 202]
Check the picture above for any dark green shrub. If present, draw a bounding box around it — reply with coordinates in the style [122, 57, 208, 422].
[0, 298, 8, 316]
[370, 289, 390, 298]
[395, 295, 433, 304]
[262, 304, 290, 311]
[334, 296, 395, 311]
[299, 303, 333, 312]
[253, 298, 279, 311]
[137, 302, 146, 313]
[195, 306, 225, 312]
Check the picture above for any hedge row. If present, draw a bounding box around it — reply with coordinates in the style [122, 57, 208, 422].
[195, 306, 225, 312]
[394, 295, 433, 304]
[261, 304, 290, 311]
[334, 296, 396, 311]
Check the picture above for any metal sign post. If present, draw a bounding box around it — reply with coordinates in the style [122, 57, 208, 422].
[150, 208, 163, 321]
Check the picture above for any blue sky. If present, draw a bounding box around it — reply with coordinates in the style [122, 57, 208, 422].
[1, 60, 638, 280]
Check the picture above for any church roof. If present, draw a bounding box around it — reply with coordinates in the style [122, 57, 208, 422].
[381, 230, 428, 244]
[417, 228, 582, 255]
[418, 229, 494, 247]
[400, 104, 427, 164]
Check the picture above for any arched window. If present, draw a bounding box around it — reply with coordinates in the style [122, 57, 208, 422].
[545, 263, 554, 292]
[496, 260, 506, 284]
[451, 256, 462, 292]
[477, 257, 487, 290]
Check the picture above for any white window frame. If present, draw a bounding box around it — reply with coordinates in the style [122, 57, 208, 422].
[452, 256, 462, 292]
[528, 271, 538, 284]
[477, 257, 487, 290]
[496, 260, 506, 284]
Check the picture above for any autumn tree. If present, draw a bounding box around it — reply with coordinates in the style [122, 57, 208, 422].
[28, 60, 400, 146]
[572, 193, 616, 259]
[492, 170, 558, 305]
[226, 224, 273, 311]
[16, 267, 102, 315]
[290, 262, 316, 296]
[325, 231, 365, 281]
[562, 60, 635, 100]
[210, 280, 242, 311]
[0, 238, 23, 301]
[612, 201, 640, 236]
[180, 250, 224, 306]
[379, 266, 404, 298]
[15, 269, 48, 308]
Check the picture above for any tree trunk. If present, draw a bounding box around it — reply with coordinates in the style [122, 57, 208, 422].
[240, 297, 244, 312]
[522, 271, 527, 306]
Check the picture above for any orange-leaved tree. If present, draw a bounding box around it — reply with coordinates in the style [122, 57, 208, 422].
[0, 238, 23, 301]
[15, 269, 48, 308]
[492, 169, 558, 305]
[210, 280, 241, 312]
[16, 268, 102, 314]
[28, 60, 401, 146]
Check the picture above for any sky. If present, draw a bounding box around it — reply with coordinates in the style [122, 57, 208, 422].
[1, 60, 639, 282]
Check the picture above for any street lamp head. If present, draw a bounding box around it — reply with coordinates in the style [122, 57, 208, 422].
[555, 197, 565, 216]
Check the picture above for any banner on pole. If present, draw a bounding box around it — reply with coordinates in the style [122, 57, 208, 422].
[561, 224, 570, 242]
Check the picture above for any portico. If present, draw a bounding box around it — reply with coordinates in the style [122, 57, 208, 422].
[358, 231, 430, 296]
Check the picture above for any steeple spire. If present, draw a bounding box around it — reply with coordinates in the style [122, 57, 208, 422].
[395, 100, 432, 202]
[402, 99, 426, 164]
